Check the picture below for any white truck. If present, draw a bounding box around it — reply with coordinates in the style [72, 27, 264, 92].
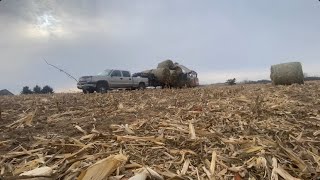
[77, 69, 149, 93]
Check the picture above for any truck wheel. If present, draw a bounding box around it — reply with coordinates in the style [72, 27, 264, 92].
[83, 90, 88, 94]
[138, 83, 146, 90]
[88, 89, 95, 93]
[96, 82, 108, 93]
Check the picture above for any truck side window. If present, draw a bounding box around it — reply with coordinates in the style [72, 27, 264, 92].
[122, 71, 131, 77]
[111, 70, 121, 77]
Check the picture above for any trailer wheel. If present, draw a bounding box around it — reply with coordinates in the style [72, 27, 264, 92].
[138, 82, 146, 90]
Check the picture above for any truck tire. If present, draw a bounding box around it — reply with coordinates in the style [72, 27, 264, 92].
[138, 82, 146, 90]
[83, 89, 95, 94]
[96, 82, 108, 93]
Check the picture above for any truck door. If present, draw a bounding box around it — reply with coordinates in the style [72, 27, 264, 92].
[121, 71, 132, 88]
[109, 70, 123, 88]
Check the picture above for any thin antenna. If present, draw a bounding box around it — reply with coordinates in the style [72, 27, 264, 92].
[44, 58, 78, 83]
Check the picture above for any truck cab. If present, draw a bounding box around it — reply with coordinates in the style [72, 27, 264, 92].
[77, 69, 148, 93]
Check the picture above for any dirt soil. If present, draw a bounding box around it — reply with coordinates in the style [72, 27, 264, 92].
[0, 82, 320, 179]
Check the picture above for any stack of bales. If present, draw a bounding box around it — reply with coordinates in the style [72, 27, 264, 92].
[151, 68, 170, 85]
[270, 62, 304, 85]
[157, 60, 175, 69]
[157, 60, 184, 87]
[146, 60, 184, 87]
[169, 67, 183, 87]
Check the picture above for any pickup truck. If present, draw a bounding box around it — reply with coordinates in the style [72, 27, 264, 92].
[77, 69, 149, 93]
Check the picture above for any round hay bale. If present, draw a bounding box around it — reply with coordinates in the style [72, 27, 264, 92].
[157, 60, 174, 69]
[270, 62, 304, 85]
[172, 66, 183, 75]
[151, 68, 170, 84]
[169, 70, 179, 86]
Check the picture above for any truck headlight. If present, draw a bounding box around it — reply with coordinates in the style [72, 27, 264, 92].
[79, 76, 92, 82]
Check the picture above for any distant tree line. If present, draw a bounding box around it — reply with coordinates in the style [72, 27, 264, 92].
[21, 85, 54, 95]
[226, 78, 236, 85]
[241, 79, 272, 84]
[304, 76, 320, 81]
[239, 76, 320, 85]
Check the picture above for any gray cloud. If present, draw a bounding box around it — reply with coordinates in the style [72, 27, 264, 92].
[1, 0, 320, 93]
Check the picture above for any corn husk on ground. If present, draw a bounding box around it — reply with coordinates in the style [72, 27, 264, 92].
[0, 82, 320, 179]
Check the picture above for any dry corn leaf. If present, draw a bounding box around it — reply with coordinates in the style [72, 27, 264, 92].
[20, 166, 53, 176]
[271, 157, 278, 180]
[80, 134, 96, 141]
[210, 151, 217, 177]
[128, 171, 148, 180]
[74, 125, 87, 135]
[13, 159, 41, 175]
[307, 150, 320, 165]
[180, 159, 190, 175]
[243, 146, 263, 154]
[273, 166, 301, 180]
[123, 124, 135, 134]
[278, 143, 308, 172]
[217, 168, 227, 176]
[188, 123, 196, 140]
[128, 167, 163, 180]
[202, 166, 213, 180]
[66, 143, 94, 159]
[6, 111, 36, 129]
[78, 154, 128, 180]
[116, 135, 164, 145]
[0, 140, 11, 147]
[313, 130, 320, 136]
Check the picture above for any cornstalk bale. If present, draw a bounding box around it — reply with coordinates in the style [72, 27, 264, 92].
[171, 66, 184, 86]
[270, 62, 304, 85]
[142, 69, 152, 74]
[173, 66, 185, 87]
[169, 70, 179, 86]
[157, 60, 174, 69]
[172, 66, 183, 74]
[151, 68, 170, 84]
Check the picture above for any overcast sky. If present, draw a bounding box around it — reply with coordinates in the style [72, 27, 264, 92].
[1, 0, 320, 93]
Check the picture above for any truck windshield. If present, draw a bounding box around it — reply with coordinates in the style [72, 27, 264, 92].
[98, 69, 112, 76]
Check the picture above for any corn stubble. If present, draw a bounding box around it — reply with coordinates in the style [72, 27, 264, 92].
[0, 82, 320, 179]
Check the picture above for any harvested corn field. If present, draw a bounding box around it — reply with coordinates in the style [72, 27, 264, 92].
[1, 82, 320, 180]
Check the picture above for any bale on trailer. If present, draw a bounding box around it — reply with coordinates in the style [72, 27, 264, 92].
[137, 60, 198, 88]
[168, 66, 184, 87]
[157, 60, 174, 69]
[151, 68, 170, 85]
[270, 62, 304, 85]
[169, 70, 179, 86]
[172, 66, 183, 74]
[142, 69, 153, 74]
